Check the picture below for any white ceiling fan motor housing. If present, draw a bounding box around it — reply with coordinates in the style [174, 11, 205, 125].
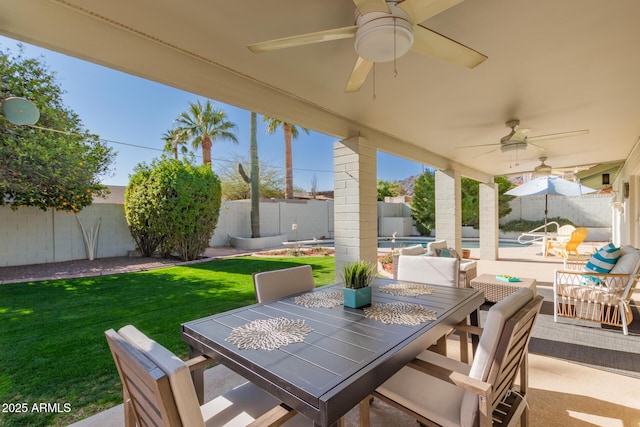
[354, 4, 414, 63]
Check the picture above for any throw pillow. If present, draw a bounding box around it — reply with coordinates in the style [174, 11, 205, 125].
[584, 243, 621, 274]
[399, 244, 426, 256]
[447, 247, 462, 261]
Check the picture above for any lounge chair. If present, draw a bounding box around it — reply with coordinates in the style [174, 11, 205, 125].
[359, 288, 543, 427]
[547, 226, 587, 257]
[105, 325, 309, 426]
[554, 244, 640, 335]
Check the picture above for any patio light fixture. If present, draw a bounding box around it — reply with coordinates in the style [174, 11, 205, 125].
[354, 5, 414, 63]
[1, 97, 40, 125]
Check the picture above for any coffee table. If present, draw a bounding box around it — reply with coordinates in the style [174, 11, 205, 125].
[470, 274, 537, 303]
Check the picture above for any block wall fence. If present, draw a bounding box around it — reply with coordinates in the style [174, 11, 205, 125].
[0, 192, 612, 267]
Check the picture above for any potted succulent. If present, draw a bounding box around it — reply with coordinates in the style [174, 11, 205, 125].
[342, 260, 377, 308]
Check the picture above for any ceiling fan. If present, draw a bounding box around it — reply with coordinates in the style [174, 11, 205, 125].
[458, 119, 590, 158]
[247, 0, 487, 93]
[534, 157, 553, 176]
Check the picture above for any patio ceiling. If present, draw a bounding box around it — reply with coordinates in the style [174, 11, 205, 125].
[2, 0, 639, 180]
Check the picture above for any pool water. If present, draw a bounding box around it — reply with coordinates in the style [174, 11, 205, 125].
[378, 238, 522, 249]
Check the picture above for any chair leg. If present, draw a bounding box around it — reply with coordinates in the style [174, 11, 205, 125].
[358, 396, 371, 427]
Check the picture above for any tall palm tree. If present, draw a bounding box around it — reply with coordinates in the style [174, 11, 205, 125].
[263, 116, 309, 199]
[161, 127, 189, 159]
[176, 100, 238, 169]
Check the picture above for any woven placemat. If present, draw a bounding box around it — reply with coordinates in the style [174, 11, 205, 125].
[226, 317, 312, 351]
[380, 282, 433, 297]
[294, 291, 343, 308]
[364, 302, 437, 326]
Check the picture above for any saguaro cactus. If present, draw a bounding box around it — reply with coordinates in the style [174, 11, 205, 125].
[238, 112, 260, 238]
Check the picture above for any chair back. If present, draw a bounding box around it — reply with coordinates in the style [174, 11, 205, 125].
[460, 288, 543, 427]
[253, 265, 315, 303]
[396, 255, 459, 287]
[427, 239, 448, 255]
[556, 224, 576, 240]
[565, 227, 588, 253]
[105, 325, 204, 427]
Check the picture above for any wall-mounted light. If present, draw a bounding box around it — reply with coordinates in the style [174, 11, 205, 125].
[624, 182, 630, 198]
[602, 173, 610, 185]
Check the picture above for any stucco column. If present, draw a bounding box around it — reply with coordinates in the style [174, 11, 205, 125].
[435, 170, 461, 252]
[479, 181, 499, 260]
[333, 137, 378, 282]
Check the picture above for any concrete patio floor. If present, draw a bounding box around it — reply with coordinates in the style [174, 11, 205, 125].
[67, 242, 640, 426]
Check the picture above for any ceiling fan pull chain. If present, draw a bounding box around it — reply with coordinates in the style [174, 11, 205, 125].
[372, 63, 377, 100]
[393, 18, 398, 77]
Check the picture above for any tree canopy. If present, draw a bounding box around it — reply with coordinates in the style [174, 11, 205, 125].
[174, 100, 238, 168]
[411, 171, 514, 235]
[0, 45, 114, 213]
[377, 179, 406, 201]
[219, 154, 285, 200]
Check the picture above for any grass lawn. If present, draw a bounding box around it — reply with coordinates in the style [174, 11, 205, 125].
[0, 255, 335, 427]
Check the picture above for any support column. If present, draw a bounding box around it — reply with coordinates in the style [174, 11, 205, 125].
[435, 170, 461, 252]
[479, 182, 499, 260]
[334, 137, 378, 282]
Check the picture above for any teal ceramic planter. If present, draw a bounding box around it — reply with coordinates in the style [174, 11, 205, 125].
[342, 286, 372, 308]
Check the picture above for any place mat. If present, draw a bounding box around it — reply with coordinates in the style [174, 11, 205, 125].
[294, 291, 343, 308]
[380, 282, 433, 297]
[364, 302, 437, 326]
[226, 317, 312, 351]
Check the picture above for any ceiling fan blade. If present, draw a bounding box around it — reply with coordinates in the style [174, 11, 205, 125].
[411, 25, 487, 68]
[397, 0, 463, 24]
[455, 143, 500, 149]
[528, 142, 547, 152]
[472, 146, 500, 159]
[247, 26, 358, 53]
[527, 129, 589, 143]
[345, 57, 374, 93]
[353, 0, 390, 15]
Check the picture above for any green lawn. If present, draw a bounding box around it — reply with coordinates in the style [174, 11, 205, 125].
[0, 256, 335, 427]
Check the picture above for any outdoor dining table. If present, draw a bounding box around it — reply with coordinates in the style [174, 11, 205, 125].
[181, 277, 484, 427]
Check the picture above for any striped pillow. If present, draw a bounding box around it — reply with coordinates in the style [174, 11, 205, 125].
[584, 243, 620, 274]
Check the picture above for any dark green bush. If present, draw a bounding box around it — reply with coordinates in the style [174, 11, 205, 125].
[125, 158, 222, 260]
[500, 217, 574, 232]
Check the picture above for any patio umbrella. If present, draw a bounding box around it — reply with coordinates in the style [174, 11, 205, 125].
[505, 175, 597, 231]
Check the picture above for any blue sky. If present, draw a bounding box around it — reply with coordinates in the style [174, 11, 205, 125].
[2, 36, 426, 192]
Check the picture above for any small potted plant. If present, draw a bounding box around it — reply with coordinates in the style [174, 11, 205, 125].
[342, 260, 377, 308]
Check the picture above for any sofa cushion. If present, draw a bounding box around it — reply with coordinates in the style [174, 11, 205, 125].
[610, 252, 640, 275]
[399, 244, 427, 256]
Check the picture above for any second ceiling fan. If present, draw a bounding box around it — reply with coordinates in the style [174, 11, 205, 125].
[459, 119, 590, 159]
[247, 0, 487, 92]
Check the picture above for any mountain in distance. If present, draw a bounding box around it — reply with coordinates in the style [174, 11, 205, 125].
[398, 175, 418, 196]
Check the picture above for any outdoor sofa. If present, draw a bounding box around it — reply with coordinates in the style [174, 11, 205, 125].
[553, 244, 640, 335]
[391, 240, 477, 287]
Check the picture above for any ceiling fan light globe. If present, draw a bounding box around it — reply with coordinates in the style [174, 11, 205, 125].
[355, 18, 413, 62]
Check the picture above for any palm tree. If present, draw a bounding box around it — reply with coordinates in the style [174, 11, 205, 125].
[161, 127, 189, 159]
[176, 100, 238, 168]
[263, 116, 309, 199]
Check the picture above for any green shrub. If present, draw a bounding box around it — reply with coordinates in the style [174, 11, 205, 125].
[500, 217, 574, 232]
[125, 158, 222, 260]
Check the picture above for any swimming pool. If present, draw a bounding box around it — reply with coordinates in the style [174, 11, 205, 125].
[377, 237, 522, 249]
